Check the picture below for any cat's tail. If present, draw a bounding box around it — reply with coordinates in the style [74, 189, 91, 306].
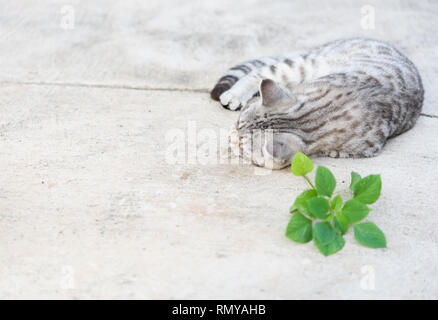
[210, 58, 277, 101]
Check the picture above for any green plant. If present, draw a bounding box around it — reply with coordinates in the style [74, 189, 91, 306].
[286, 152, 386, 256]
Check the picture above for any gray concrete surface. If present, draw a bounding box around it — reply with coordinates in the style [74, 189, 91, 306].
[0, 0, 437, 299]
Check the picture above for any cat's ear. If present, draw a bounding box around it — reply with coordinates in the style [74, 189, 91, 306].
[260, 79, 293, 107]
[264, 133, 303, 168]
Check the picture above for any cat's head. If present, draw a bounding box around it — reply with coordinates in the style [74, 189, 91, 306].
[230, 79, 304, 170]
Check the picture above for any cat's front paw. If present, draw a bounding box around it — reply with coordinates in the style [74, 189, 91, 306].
[219, 90, 246, 111]
[219, 79, 260, 111]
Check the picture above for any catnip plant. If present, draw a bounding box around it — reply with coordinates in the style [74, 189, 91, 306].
[286, 152, 386, 256]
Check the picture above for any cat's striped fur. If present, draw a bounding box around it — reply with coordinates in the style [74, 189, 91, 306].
[211, 38, 424, 169]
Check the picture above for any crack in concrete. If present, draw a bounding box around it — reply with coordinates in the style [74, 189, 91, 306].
[0, 80, 210, 93]
[420, 113, 438, 119]
[1, 80, 437, 119]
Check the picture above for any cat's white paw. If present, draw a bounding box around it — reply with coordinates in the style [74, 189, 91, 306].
[219, 76, 260, 110]
[219, 90, 245, 110]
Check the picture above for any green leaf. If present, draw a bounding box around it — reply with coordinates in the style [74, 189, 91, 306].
[291, 152, 314, 176]
[331, 195, 343, 211]
[354, 222, 387, 248]
[352, 174, 382, 204]
[313, 222, 336, 245]
[307, 197, 329, 219]
[333, 214, 349, 235]
[314, 233, 345, 256]
[349, 172, 361, 191]
[290, 189, 317, 217]
[342, 199, 370, 223]
[285, 212, 313, 243]
[315, 166, 336, 197]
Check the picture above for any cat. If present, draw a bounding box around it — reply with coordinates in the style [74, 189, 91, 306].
[210, 38, 424, 169]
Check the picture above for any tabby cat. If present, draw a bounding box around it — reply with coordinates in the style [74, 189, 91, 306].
[211, 38, 424, 169]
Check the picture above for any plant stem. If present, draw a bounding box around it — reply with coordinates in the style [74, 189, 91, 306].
[325, 213, 333, 222]
[304, 175, 316, 190]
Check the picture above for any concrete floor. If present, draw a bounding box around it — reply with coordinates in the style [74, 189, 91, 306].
[0, 0, 437, 299]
